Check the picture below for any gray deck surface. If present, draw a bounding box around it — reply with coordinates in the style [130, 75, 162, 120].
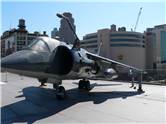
[1, 72, 166, 124]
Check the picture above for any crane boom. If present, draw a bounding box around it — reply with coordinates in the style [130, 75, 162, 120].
[134, 7, 143, 32]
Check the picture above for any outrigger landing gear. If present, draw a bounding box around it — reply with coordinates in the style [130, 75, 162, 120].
[78, 79, 91, 91]
[53, 83, 66, 100]
[130, 76, 136, 89]
[137, 72, 144, 92]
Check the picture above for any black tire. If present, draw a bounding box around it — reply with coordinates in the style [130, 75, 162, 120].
[56, 86, 66, 100]
[78, 80, 84, 89]
[85, 80, 91, 91]
[53, 83, 58, 89]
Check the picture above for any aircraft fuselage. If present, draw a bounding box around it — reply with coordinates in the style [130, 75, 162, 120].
[1, 37, 117, 83]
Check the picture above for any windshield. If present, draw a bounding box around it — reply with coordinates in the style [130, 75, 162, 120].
[26, 39, 50, 52]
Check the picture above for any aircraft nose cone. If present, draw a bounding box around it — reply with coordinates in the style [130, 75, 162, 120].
[1, 51, 28, 71]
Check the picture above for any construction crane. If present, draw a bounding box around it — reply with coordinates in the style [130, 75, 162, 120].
[134, 7, 143, 32]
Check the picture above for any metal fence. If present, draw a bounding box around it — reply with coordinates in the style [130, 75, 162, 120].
[142, 69, 166, 84]
[116, 69, 166, 85]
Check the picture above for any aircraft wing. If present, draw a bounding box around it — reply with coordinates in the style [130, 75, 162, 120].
[86, 52, 143, 72]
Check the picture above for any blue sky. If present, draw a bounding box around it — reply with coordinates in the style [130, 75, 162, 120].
[1, 1, 165, 39]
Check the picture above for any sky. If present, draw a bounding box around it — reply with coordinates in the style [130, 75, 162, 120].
[1, 0, 166, 39]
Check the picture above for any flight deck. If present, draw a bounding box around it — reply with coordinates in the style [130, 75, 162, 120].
[1, 72, 165, 123]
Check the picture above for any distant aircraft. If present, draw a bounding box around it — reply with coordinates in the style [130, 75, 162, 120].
[1, 13, 143, 99]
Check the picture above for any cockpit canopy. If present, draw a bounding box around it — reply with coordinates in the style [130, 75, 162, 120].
[26, 37, 61, 52]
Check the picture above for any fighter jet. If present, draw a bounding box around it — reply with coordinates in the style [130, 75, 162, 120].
[1, 13, 143, 99]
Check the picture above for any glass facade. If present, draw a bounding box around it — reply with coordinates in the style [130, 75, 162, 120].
[83, 34, 97, 40]
[110, 44, 144, 47]
[160, 31, 166, 63]
[152, 33, 156, 49]
[81, 40, 97, 44]
[110, 33, 142, 38]
[110, 33, 144, 48]
[111, 38, 141, 42]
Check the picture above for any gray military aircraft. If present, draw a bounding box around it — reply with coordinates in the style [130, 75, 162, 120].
[1, 13, 143, 99]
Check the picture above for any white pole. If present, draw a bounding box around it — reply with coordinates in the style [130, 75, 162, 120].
[5, 70, 8, 82]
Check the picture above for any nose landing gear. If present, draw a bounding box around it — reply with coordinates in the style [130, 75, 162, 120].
[56, 86, 66, 99]
[53, 83, 66, 100]
[52, 78, 92, 100]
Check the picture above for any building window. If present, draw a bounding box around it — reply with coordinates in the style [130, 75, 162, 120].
[81, 40, 97, 45]
[8, 41, 10, 48]
[110, 38, 141, 42]
[152, 33, 156, 49]
[17, 36, 26, 40]
[17, 46, 23, 51]
[83, 34, 97, 40]
[117, 54, 124, 60]
[110, 44, 144, 48]
[17, 41, 25, 45]
[160, 31, 166, 62]
[110, 33, 142, 38]
[28, 37, 35, 41]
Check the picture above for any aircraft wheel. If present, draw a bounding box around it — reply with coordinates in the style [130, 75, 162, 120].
[78, 80, 84, 89]
[56, 86, 66, 100]
[53, 83, 58, 89]
[78, 79, 91, 91]
[85, 80, 91, 91]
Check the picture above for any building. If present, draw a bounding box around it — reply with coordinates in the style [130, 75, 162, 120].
[51, 12, 76, 44]
[51, 27, 59, 39]
[81, 24, 145, 71]
[1, 19, 47, 57]
[81, 32, 98, 54]
[145, 24, 166, 69]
